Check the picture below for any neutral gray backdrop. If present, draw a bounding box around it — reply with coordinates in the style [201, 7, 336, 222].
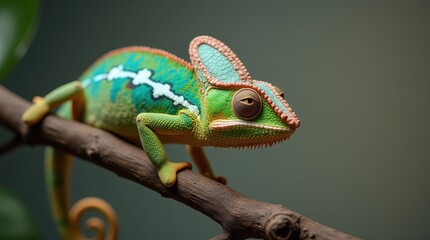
[1, 1, 429, 239]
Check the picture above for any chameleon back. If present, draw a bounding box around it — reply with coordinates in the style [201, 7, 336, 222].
[75, 47, 201, 141]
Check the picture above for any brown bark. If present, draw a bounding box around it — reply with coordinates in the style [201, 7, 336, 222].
[0, 86, 360, 240]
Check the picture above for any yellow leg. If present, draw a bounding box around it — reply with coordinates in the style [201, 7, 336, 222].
[186, 145, 227, 185]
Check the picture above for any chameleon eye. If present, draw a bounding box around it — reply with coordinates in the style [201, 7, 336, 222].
[232, 88, 263, 120]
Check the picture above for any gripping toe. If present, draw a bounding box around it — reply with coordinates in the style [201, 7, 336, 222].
[22, 101, 50, 126]
[158, 162, 192, 187]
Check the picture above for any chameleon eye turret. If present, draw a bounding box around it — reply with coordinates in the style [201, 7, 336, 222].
[232, 88, 263, 120]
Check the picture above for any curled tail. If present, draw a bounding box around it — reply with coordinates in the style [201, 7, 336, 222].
[69, 197, 118, 240]
[45, 147, 118, 240]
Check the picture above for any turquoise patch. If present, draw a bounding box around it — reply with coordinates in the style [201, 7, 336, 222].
[79, 50, 201, 116]
[109, 78, 126, 102]
[197, 44, 240, 83]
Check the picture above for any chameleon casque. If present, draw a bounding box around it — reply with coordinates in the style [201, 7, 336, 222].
[21, 35, 300, 239]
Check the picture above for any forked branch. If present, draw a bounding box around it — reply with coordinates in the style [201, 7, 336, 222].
[0, 86, 360, 240]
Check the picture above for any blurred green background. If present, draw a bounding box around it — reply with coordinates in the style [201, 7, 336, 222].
[1, 1, 429, 239]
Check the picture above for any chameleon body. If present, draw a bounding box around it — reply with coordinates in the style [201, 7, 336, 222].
[22, 36, 300, 239]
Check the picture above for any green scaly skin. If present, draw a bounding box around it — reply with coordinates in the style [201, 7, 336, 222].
[21, 36, 300, 239]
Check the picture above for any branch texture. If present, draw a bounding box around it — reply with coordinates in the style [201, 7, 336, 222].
[0, 86, 360, 240]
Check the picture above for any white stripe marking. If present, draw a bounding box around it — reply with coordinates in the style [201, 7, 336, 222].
[81, 64, 200, 116]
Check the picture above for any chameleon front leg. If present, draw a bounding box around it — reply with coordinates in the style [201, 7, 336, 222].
[136, 111, 193, 187]
[186, 146, 227, 185]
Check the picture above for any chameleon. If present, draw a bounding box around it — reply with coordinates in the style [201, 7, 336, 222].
[21, 35, 300, 239]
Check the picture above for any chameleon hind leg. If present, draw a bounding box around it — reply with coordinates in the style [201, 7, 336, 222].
[186, 146, 227, 185]
[136, 111, 193, 187]
[22, 81, 84, 238]
[22, 81, 117, 239]
[22, 81, 84, 125]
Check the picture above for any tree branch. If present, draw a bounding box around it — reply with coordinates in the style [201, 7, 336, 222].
[0, 86, 360, 240]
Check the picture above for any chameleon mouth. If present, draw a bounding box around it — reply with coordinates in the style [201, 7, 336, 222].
[209, 119, 294, 149]
[233, 137, 290, 150]
[210, 119, 292, 132]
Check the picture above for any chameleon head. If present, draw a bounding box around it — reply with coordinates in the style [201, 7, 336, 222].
[189, 36, 300, 148]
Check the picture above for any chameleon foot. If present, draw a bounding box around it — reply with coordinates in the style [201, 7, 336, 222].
[22, 100, 50, 126]
[214, 176, 227, 185]
[203, 172, 227, 185]
[158, 162, 192, 187]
